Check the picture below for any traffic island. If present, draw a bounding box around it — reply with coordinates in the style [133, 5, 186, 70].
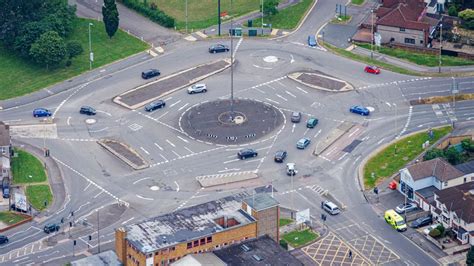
[113, 59, 232, 110]
[180, 98, 285, 145]
[288, 71, 354, 92]
[98, 139, 149, 170]
[313, 121, 354, 155]
[196, 171, 258, 187]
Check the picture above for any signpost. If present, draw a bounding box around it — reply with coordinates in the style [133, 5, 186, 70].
[296, 209, 310, 225]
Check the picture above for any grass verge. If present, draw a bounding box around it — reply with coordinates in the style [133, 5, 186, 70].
[0, 211, 26, 225]
[11, 149, 47, 184]
[331, 15, 352, 24]
[419, 93, 474, 104]
[279, 218, 294, 227]
[0, 18, 148, 100]
[351, 0, 365, 5]
[363, 126, 452, 188]
[356, 43, 474, 67]
[252, 0, 314, 29]
[282, 229, 318, 248]
[26, 185, 53, 211]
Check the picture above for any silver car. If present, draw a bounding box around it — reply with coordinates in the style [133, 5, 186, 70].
[187, 84, 207, 94]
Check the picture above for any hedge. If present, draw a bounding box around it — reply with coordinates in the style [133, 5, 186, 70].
[120, 0, 175, 28]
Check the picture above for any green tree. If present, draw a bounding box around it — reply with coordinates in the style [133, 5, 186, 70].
[467, 245, 474, 266]
[102, 0, 119, 38]
[444, 146, 462, 165]
[66, 40, 84, 59]
[459, 9, 474, 20]
[29, 31, 67, 68]
[461, 139, 474, 152]
[449, 5, 459, 16]
[424, 148, 445, 161]
[263, 0, 280, 16]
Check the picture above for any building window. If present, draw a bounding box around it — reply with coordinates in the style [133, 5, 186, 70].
[206, 236, 213, 243]
[404, 38, 415, 44]
[444, 181, 448, 187]
[193, 240, 199, 247]
[200, 238, 206, 245]
[420, 40, 423, 44]
[187, 242, 192, 249]
[171, 246, 176, 251]
[464, 177, 467, 183]
[400, 27, 405, 32]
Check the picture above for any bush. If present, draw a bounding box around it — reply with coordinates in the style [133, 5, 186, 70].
[448, 5, 458, 17]
[119, 0, 175, 28]
[66, 40, 84, 59]
[429, 228, 441, 238]
[279, 239, 288, 250]
[436, 224, 446, 235]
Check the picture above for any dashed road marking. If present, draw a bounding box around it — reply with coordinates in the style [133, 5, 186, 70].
[177, 136, 189, 143]
[276, 94, 288, 101]
[295, 86, 308, 94]
[265, 98, 280, 105]
[169, 100, 182, 108]
[154, 142, 164, 151]
[140, 147, 150, 155]
[166, 139, 176, 147]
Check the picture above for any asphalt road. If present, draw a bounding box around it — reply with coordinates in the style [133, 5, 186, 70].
[1, 0, 473, 265]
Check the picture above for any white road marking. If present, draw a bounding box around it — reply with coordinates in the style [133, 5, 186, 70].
[96, 110, 112, 116]
[245, 158, 262, 164]
[303, 128, 309, 136]
[169, 100, 182, 108]
[140, 147, 150, 155]
[159, 154, 168, 162]
[154, 142, 164, 151]
[352, 155, 362, 165]
[166, 139, 176, 147]
[276, 94, 288, 101]
[75, 201, 91, 213]
[385, 102, 392, 107]
[133, 177, 151, 184]
[255, 88, 266, 94]
[164, 96, 173, 101]
[290, 54, 295, 63]
[121, 217, 135, 225]
[66, 116, 71, 126]
[224, 158, 240, 164]
[89, 127, 109, 133]
[348, 127, 361, 138]
[295, 86, 308, 94]
[157, 111, 169, 119]
[338, 153, 349, 161]
[93, 191, 104, 198]
[218, 168, 241, 173]
[136, 194, 154, 200]
[178, 103, 190, 111]
[377, 137, 386, 145]
[177, 136, 189, 143]
[292, 123, 296, 133]
[172, 150, 181, 157]
[174, 181, 180, 192]
[184, 146, 194, 154]
[314, 129, 322, 138]
[2, 119, 22, 124]
[265, 98, 280, 105]
[285, 90, 296, 98]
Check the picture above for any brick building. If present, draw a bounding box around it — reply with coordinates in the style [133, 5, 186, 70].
[115, 193, 279, 266]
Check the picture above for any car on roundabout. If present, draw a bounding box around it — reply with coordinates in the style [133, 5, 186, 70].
[237, 149, 258, 160]
[349, 105, 370, 116]
[286, 163, 297, 176]
[274, 150, 287, 163]
[296, 138, 311, 149]
[79, 106, 96, 116]
[187, 84, 207, 94]
[144, 100, 166, 112]
[209, 44, 229, 53]
[33, 108, 52, 117]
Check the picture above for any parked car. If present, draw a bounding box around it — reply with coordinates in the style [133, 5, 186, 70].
[349, 105, 370, 116]
[364, 65, 381, 74]
[209, 44, 229, 53]
[2, 177, 9, 199]
[423, 223, 441, 235]
[0, 235, 8, 245]
[291, 112, 302, 123]
[306, 118, 319, 128]
[33, 108, 52, 118]
[79, 106, 96, 116]
[10, 204, 27, 213]
[43, 223, 60, 234]
[144, 100, 166, 112]
[141, 69, 160, 79]
[187, 84, 207, 94]
[274, 150, 287, 163]
[296, 138, 311, 149]
[238, 149, 258, 159]
[384, 209, 407, 232]
[410, 215, 433, 228]
[307, 35, 317, 47]
[395, 202, 418, 214]
[323, 201, 340, 215]
[286, 163, 297, 176]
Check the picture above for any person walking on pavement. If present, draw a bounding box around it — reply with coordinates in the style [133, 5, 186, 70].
[349, 250, 353, 260]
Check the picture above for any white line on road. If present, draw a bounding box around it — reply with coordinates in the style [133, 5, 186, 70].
[66, 116, 71, 126]
[88, 127, 109, 133]
[169, 100, 182, 108]
[96, 110, 112, 116]
[245, 158, 262, 164]
[348, 127, 361, 138]
[291, 123, 296, 133]
[377, 137, 386, 145]
[218, 168, 241, 173]
[164, 96, 173, 101]
[2, 119, 22, 124]
[174, 181, 180, 192]
[276, 94, 288, 101]
[140, 147, 150, 155]
[303, 128, 309, 136]
[55, 194, 71, 215]
[184, 146, 194, 154]
[224, 159, 240, 164]
[172, 150, 181, 157]
[255, 88, 266, 94]
[159, 154, 168, 162]
[166, 139, 176, 147]
[13, 257, 29, 263]
[154, 142, 164, 151]
[93, 191, 104, 198]
[43, 255, 66, 264]
[192, 194, 210, 199]
[265, 98, 280, 105]
[285, 90, 296, 98]
[385, 102, 392, 107]
[133, 177, 151, 185]
[314, 129, 322, 138]
[338, 153, 349, 161]
[295, 86, 308, 94]
[121, 217, 135, 225]
[136, 194, 154, 200]
[177, 136, 189, 143]
[75, 201, 91, 213]
[157, 111, 169, 120]
[178, 103, 190, 111]
[83, 182, 92, 192]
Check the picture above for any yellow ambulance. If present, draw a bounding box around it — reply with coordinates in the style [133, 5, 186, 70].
[384, 209, 407, 232]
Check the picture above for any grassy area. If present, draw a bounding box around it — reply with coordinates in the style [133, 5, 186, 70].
[421, 93, 474, 104]
[364, 126, 452, 188]
[331, 15, 351, 24]
[252, 0, 313, 29]
[351, 0, 365, 5]
[0, 18, 148, 100]
[282, 229, 318, 248]
[0, 211, 26, 225]
[11, 149, 47, 184]
[26, 185, 53, 211]
[357, 43, 474, 67]
[279, 218, 294, 227]
[146, 0, 259, 30]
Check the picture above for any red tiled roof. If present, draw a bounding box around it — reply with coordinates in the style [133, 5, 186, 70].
[376, 0, 429, 31]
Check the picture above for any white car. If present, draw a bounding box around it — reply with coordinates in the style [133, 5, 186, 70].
[423, 223, 440, 235]
[187, 84, 207, 94]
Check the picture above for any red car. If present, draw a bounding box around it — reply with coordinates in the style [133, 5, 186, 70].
[364, 65, 381, 74]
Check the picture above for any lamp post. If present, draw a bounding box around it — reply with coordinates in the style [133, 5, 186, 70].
[88, 23, 94, 70]
[230, 0, 234, 121]
[185, 0, 188, 33]
[261, 0, 264, 35]
[439, 23, 442, 73]
[371, 9, 374, 59]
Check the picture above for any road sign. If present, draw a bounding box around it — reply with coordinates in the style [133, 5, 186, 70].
[15, 193, 28, 212]
[374, 33, 382, 47]
[296, 209, 310, 224]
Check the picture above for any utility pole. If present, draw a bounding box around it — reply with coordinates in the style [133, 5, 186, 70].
[185, 0, 188, 33]
[97, 209, 101, 253]
[88, 23, 94, 70]
[261, 0, 264, 35]
[371, 9, 374, 59]
[230, 0, 234, 121]
[439, 23, 443, 73]
[218, 0, 221, 36]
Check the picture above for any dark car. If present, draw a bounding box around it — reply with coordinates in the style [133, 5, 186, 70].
[364, 65, 381, 74]
[0, 235, 8, 245]
[238, 149, 258, 160]
[144, 100, 166, 112]
[10, 204, 27, 213]
[291, 112, 302, 123]
[43, 223, 60, 234]
[349, 105, 370, 116]
[306, 118, 319, 128]
[209, 44, 229, 53]
[307, 35, 317, 47]
[296, 138, 311, 149]
[2, 177, 9, 199]
[274, 150, 287, 163]
[411, 215, 433, 228]
[79, 106, 96, 116]
[141, 69, 160, 79]
[33, 108, 52, 118]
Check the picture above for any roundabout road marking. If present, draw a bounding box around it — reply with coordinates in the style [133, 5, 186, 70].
[136, 194, 154, 201]
[263, 56, 278, 63]
[133, 177, 152, 184]
[253, 64, 272, 70]
[88, 127, 108, 133]
[174, 181, 179, 192]
[96, 110, 112, 116]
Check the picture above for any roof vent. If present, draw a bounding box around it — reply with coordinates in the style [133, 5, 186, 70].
[252, 255, 263, 261]
[241, 244, 251, 252]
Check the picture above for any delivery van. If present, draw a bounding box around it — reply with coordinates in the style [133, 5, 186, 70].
[384, 209, 407, 232]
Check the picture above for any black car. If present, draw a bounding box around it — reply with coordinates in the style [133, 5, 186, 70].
[144, 100, 166, 112]
[209, 44, 229, 53]
[79, 106, 96, 116]
[43, 223, 60, 234]
[238, 149, 258, 160]
[274, 150, 287, 163]
[411, 215, 433, 228]
[0, 235, 8, 245]
[141, 69, 160, 79]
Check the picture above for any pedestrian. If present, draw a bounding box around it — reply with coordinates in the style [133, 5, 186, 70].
[321, 201, 324, 209]
[349, 250, 352, 260]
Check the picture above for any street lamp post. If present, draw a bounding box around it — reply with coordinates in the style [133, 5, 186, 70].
[185, 0, 188, 33]
[88, 23, 94, 70]
[439, 23, 443, 73]
[261, 0, 264, 35]
[371, 9, 374, 59]
[230, 0, 234, 121]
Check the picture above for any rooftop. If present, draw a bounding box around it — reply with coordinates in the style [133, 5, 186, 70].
[406, 158, 465, 182]
[455, 160, 474, 175]
[435, 182, 474, 223]
[213, 235, 303, 266]
[71, 250, 121, 266]
[376, 0, 429, 31]
[172, 253, 226, 266]
[0, 122, 10, 147]
[243, 193, 279, 211]
[124, 193, 256, 253]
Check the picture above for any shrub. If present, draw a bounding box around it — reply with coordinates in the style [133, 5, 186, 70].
[436, 224, 445, 235]
[448, 5, 458, 17]
[119, 0, 175, 28]
[66, 40, 84, 59]
[429, 228, 441, 238]
[279, 239, 288, 250]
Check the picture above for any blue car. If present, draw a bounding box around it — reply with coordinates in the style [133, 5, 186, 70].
[296, 138, 311, 149]
[33, 108, 52, 117]
[350, 105, 370, 116]
[307, 35, 316, 47]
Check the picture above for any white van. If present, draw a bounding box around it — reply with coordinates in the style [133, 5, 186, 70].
[323, 201, 340, 215]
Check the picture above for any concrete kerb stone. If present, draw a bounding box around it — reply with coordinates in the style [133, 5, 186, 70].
[288, 72, 354, 92]
[196, 171, 258, 187]
[97, 139, 149, 170]
[313, 121, 354, 156]
[357, 125, 452, 192]
[113, 58, 232, 110]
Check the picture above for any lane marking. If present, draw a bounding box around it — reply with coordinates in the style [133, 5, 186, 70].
[224, 158, 240, 164]
[166, 139, 176, 147]
[172, 150, 181, 157]
[96, 110, 112, 116]
[66, 116, 71, 126]
[121, 217, 135, 225]
[157, 111, 169, 120]
[184, 146, 194, 154]
[159, 154, 168, 162]
[285, 90, 297, 98]
[136, 194, 153, 200]
[140, 147, 150, 155]
[169, 100, 182, 108]
[177, 136, 189, 143]
[314, 129, 322, 138]
[265, 98, 280, 105]
[154, 142, 164, 151]
[133, 177, 151, 185]
[295, 86, 308, 94]
[276, 94, 288, 102]
[174, 181, 180, 192]
[178, 103, 190, 111]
